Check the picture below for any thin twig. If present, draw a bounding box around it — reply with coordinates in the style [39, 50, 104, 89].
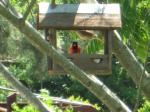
[22, 0, 36, 21]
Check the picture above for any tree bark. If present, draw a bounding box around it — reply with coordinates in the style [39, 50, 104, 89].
[0, 2, 131, 112]
[112, 31, 150, 99]
[0, 63, 52, 112]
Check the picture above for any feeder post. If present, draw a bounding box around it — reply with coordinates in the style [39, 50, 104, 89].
[45, 29, 57, 70]
[104, 30, 112, 71]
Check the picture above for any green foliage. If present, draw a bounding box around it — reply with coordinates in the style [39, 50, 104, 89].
[68, 96, 101, 111]
[12, 89, 75, 112]
[138, 100, 150, 112]
[1, 0, 150, 111]
[0, 77, 9, 101]
[99, 58, 140, 108]
[12, 89, 100, 112]
[111, 0, 150, 62]
[39, 89, 53, 105]
[0, 16, 10, 57]
[84, 39, 104, 54]
[9, 58, 34, 87]
[13, 103, 40, 112]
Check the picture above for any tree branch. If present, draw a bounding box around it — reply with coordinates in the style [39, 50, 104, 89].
[0, 3, 131, 112]
[112, 30, 150, 99]
[22, 0, 36, 22]
[0, 62, 52, 112]
[80, 0, 150, 100]
[0, 59, 19, 65]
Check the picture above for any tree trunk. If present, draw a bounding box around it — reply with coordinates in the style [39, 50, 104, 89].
[0, 2, 131, 112]
[0, 63, 52, 112]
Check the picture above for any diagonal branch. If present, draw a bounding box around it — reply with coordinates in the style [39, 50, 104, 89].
[112, 30, 150, 99]
[0, 0, 19, 16]
[80, 0, 150, 100]
[22, 0, 36, 21]
[0, 3, 131, 112]
[0, 62, 52, 112]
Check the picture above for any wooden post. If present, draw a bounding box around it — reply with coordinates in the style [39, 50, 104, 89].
[108, 30, 112, 70]
[104, 30, 109, 55]
[104, 29, 112, 71]
[45, 29, 57, 70]
[104, 30, 112, 72]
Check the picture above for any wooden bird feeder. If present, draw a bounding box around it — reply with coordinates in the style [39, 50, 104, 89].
[37, 3, 122, 75]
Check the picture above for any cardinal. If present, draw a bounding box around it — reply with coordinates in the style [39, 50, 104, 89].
[68, 42, 81, 54]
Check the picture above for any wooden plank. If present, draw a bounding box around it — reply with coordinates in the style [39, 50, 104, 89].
[103, 30, 112, 71]
[48, 68, 112, 75]
[37, 3, 121, 29]
[48, 54, 112, 75]
[67, 54, 108, 70]
[107, 30, 112, 70]
[39, 3, 120, 14]
[46, 29, 57, 70]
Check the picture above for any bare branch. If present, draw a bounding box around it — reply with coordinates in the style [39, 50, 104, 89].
[0, 86, 16, 92]
[0, 59, 19, 65]
[0, 62, 52, 112]
[22, 0, 36, 21]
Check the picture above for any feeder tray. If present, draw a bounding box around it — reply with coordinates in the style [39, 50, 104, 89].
[37, 3, 122, 75]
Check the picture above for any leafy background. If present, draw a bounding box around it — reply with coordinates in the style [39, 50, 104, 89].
[0, 0, 150, 111]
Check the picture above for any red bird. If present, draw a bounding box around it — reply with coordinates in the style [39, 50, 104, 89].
[69, 42, 80, 54]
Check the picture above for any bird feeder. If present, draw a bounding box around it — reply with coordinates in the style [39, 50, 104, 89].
[37, 3, 122, 75]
